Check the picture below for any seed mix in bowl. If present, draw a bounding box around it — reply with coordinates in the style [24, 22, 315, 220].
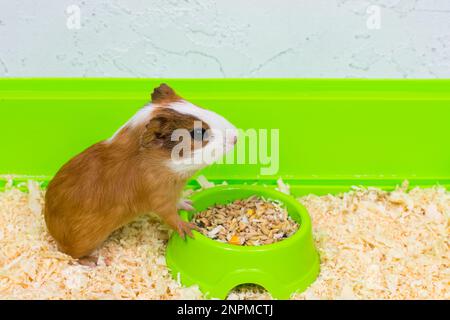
[192, 196, 299, 246]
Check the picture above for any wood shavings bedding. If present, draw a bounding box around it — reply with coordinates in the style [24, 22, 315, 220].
[0, 180, 201, 299]
[0, 179, 448, 299]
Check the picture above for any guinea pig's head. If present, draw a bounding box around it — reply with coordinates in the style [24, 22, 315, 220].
[113, 84, 237, 177]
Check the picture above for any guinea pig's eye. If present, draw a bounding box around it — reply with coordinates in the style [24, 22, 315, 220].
[190, 128, 206, 141]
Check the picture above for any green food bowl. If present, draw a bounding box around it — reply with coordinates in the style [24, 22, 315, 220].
[166, 185, 320, 299]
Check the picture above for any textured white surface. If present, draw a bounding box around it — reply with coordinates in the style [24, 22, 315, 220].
[0, 0, 449, 77]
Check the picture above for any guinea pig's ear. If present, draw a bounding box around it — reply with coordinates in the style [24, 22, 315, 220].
[140, 116, 172, 148]
[151, 83, 180, 104]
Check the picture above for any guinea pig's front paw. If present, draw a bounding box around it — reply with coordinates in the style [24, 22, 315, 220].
[176, 220, 200, 239]
[177, 198, 194, 211]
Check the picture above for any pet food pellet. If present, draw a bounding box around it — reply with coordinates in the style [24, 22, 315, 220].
[193, 196, 299, 246]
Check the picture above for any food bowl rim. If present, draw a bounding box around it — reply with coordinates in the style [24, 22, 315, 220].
[179, 184, 312, 252]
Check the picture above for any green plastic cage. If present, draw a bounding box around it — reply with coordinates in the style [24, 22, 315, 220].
[1, 78, 449, 298]
[1, 79, 449, 193]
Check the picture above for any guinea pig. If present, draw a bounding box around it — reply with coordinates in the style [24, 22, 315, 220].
[44, 83, 237, 265]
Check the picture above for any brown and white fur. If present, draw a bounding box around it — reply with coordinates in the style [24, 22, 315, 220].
[44, 84, 237, 265]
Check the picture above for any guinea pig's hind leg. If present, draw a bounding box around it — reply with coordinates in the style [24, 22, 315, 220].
[75, 253, 112, 267]
[78, 255, 99, 267]
[59, 233, 109, 267]
[177, 198, 194, 211]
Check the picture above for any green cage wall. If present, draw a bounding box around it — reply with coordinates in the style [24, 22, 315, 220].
[0, 79, 449, 195]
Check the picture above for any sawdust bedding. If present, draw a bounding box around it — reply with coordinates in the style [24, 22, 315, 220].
[0, 177, 448, 300]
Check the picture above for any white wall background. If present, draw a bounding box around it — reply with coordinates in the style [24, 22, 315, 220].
[0, 0, 449, 78]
